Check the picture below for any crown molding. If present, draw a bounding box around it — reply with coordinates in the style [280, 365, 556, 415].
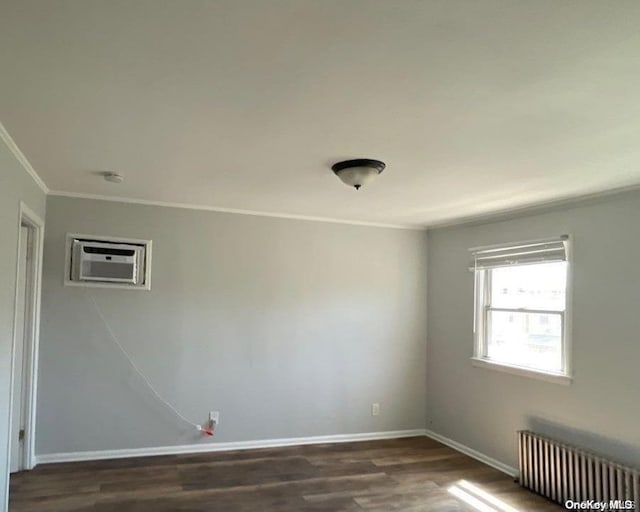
[48, 190, 426, 231]
[427, 182, 640, 231]
[0, 121, 49, 194]
[49, 184, 640, 232]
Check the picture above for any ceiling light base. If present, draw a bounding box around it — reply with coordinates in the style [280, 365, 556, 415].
[103, 172, 124, 184]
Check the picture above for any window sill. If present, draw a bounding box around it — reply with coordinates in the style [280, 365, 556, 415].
[470, 357, 572, 385]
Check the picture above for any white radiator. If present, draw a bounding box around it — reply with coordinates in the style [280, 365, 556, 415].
[518, 431, 639, 507]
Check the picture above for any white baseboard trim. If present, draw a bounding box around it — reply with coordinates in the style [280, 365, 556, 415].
[35, 429, 427, 465]
[424, 429, 518, 478]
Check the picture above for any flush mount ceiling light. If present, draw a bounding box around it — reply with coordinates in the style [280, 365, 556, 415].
[103, 172, 124, 183]
[331, 159, 386, 190]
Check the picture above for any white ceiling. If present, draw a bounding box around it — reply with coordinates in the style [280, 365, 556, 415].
[1, 1, 640, 228]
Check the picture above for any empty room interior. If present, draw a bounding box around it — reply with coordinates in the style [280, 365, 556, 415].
[1, 1, 639, 511]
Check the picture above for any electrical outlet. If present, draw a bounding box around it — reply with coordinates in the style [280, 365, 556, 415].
[371, 403, 380, 416]
[209, 411, 220, 426]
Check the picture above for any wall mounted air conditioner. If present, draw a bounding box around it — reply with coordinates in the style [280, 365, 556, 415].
[65, 234, 152, 290]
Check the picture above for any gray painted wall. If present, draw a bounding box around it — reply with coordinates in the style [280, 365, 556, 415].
[0, 140, 46, 508]
[427, 189, 640, 470]
[38, 196, 428, 455]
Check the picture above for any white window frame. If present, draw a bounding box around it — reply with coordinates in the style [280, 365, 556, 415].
[471, 237, 573, 385]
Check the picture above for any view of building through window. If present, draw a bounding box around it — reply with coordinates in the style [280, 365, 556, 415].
[486, 262, 567, 372]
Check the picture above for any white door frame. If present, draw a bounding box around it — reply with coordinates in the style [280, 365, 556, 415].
[6, 201, 44, 478]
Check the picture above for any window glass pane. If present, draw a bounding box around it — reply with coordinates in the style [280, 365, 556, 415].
[490, 262, 567, 311]
[486, 310, 562, 372]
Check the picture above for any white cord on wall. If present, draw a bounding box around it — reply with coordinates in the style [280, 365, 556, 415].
[87, 293, 202, 431]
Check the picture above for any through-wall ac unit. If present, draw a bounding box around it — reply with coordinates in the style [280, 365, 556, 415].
[65, 234, 152, 290]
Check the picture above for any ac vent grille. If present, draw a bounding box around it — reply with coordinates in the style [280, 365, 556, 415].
[65, 234, 152, 290]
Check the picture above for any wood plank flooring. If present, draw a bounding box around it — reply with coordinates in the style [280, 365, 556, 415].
[9, 437, 561, 511]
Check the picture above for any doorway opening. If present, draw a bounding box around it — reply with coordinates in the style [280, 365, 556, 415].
[8, 202, 44, 475]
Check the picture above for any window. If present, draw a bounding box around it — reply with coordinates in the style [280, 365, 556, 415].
[470, 237, 571, 383]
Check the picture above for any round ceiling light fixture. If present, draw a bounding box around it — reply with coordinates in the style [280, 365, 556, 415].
[331, 159, 386, 190]
[103, 172, 124, 184]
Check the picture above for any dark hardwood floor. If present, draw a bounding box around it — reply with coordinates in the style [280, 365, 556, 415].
[9, 436, 561, 511]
